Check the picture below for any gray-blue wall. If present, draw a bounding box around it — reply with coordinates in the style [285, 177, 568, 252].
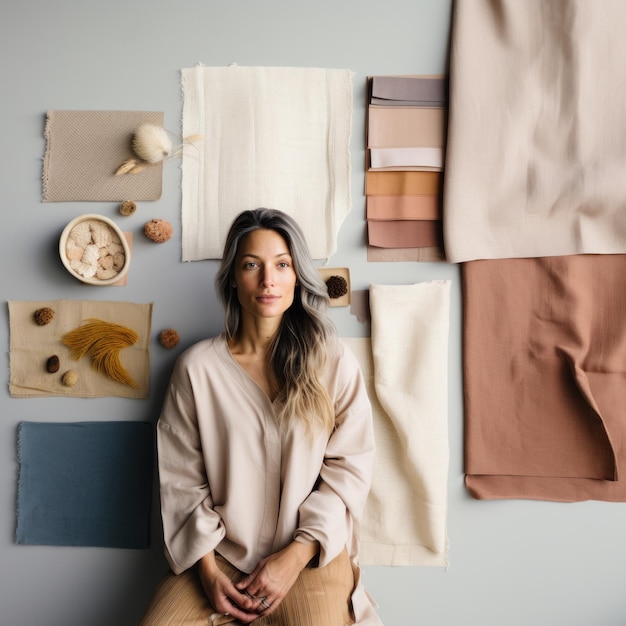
[2, 2, 625, 624]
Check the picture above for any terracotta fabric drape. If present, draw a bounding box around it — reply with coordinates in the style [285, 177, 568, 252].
[463, 254, 626, 501]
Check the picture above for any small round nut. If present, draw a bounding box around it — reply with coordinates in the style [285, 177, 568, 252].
[34, 307, 55, 325]
[46, 355, 60, 373]
[119, 200, 137, 216]
[62, 370, 78, 387]
[159, 328, 180, 349]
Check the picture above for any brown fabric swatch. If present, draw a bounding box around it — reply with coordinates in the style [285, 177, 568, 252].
[368, 220, 442, 249]
[463, 254, 626, 501]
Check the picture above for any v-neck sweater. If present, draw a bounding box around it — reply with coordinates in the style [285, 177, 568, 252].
[157, 333, 379, 623]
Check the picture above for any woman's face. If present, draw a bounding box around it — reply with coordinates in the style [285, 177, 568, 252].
[232, 228, 298, 325]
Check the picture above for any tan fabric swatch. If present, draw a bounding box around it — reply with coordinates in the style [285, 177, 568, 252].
[463, 254, 626, 501]
[43, 110, 164, 202]
[367, 246, 445, 263]
[367, 195, 441, 221]
[367, 107, 446, 148]
[365, 171, 441, 196]
[444, 0, 626, 262]
[9, 299, 152, 399]
[368, 220, 442, 249]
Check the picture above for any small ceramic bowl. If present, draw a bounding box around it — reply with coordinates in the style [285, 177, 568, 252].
[59, 214, 131, 286]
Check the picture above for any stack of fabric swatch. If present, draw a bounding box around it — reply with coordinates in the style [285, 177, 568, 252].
[365, 75, 447, 262]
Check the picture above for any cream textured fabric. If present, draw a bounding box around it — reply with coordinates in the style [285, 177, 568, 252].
[444, 0, 626, 262]
[9, 300, 152, 399]
[346, 280, 450, 566]
[42, 110, 164, 202]
[181, 65, 354, 261]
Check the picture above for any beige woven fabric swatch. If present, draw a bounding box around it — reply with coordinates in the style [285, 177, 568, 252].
[9, 299, 152, 398]
[43, 110, 164, 202]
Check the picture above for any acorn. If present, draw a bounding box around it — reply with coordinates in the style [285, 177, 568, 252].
[46, 355, 60, 373]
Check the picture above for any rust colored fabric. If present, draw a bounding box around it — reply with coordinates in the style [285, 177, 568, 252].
[140, 549, 355, 626]
[368, 220, 442, 249]
[463, 254, 626, 501]
[365, 171, 441, 196]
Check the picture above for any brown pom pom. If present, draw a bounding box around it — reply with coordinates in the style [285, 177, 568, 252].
[159, 328, 180, 349]
[34, 307, 55, 325]
[144, 218, 173, 243]
[119, 200, 137, 216]
[325, 275, 348, 299]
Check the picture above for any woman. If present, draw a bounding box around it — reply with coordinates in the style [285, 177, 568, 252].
[141, 209, 381, 625]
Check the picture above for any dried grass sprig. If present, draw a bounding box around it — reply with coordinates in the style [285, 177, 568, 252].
[62, 318, 139, 388]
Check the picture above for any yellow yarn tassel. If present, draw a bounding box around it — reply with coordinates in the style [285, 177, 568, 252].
[62, 318, 139, 388]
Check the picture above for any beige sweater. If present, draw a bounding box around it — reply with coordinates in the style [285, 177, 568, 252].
[157, 333, 381, 624]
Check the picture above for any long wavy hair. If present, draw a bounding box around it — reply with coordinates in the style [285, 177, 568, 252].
[215, 208, 336, 433]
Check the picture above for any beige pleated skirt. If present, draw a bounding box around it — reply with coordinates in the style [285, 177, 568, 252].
[140, 549, 355, 626]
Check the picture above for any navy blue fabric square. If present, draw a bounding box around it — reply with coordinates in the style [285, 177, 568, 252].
[16, 421, 153, 548]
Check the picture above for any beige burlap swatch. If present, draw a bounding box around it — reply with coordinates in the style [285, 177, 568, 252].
[9, 299, 152, 398]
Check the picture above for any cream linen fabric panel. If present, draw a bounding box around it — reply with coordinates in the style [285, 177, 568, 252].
[181, 66, 353, 261]
[444, 0, 626, 262]
[345, 280, 450, 566]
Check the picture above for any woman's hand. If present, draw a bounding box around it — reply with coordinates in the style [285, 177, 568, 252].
[198, 552, 261, 624]
[235, 540, 320, 616]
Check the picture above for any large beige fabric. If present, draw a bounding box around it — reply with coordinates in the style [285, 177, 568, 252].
[157, 334, 381, 624]
[349, 281, 450, 566]
[181, 66, 353, 261]
[444, 0, 626, 262]
[8, 299, 152, 399]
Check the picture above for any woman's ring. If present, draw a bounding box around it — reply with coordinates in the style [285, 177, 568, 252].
[261, 598, 271, 610]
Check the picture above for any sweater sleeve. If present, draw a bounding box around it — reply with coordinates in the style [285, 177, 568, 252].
[294, 343, 375, 567]
[157, 356, 226, 574]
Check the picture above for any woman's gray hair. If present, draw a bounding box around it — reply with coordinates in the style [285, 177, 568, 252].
[216, 208, 332, 339]
[215, 208, 336, 432]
